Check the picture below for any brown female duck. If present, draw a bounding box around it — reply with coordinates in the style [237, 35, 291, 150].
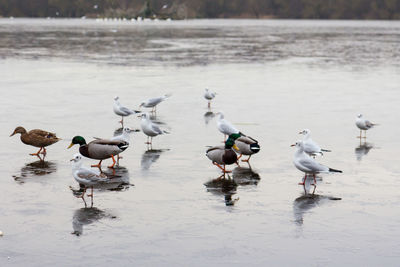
[10, 126, 60, 156]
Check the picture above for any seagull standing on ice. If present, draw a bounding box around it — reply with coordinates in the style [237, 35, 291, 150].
[139, 113, 169, 145]
[113, 96, 140, 127]
[291, 141, 342, 186]
[356, 114, 377, 139]
[71, 153, 108, 207]
[299, 129, 331, 157]
[216, 112, 241, 140]
[204, 88, 216, 108]
[139, 94, 171, 114]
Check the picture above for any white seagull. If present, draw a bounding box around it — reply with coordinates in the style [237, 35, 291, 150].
[356, 114, 377, 139]
[139, 113, 169, 145]
[139, 94, 171, 113]
[71, 153, 108, 207]
[111, 127, 133, 143]
[113, 96, 140, 126]
[299, 129, 331, 156]
[292, 141, 342, 186]
[216, 112, 241, 140]
[204, 88, 216, 108]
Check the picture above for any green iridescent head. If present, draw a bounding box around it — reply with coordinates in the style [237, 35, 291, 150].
[67, 136, 87, 149]
[225, 133, 241, 149]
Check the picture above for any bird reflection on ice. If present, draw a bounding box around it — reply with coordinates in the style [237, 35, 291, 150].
[71, 207, 116, 236]
[204, 175, 239, 206]
[232, 166, 260, 185]
[293, 193, 341, 226]
[204, 111, 215, 125]
[141, 149, 168, 170]
[355, 141, 374, 161]
[12, 160, 57, 184]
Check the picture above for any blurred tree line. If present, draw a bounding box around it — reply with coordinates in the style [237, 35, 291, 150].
[0, 0, 399, 19]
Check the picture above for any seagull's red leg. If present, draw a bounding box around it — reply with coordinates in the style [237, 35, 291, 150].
[298, 174, 306, 185]
[311, 173, 317, 186]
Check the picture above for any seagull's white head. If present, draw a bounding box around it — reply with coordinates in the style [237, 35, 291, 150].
[123, 127, 131, 133]
[114, 96, 119, 101]
[139, 113, 149, 120]
[70, 153, 82, 162]
[299, 129, 310, 135]
[216, 112, 224, 119]
[205, 88, 209, 91]
[70, 153, 83, 169]
[357, 114, 363, 118]
[291, 140, 304, 149]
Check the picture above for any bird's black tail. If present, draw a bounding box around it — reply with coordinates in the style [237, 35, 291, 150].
[329, 168, 342, 173]
[321, 149, 331, 152]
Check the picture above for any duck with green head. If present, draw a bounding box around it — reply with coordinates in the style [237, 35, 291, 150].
[206, 133, 241, 173]
[233, 135, 260, 163]
[67, 136, 129, 169]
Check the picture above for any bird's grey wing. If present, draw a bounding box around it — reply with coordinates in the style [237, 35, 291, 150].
[206, 145, 224, 153]
[77, 169, 99, 180]
[237, 136, 257, 144]
[119, 106, 134, 115]
[299, 158, 329, 172]
[150, 123, 164, 134]
[365, 120, 374, 128]
[91, 139, 125, 146]
[147, 97, 163, 106]
[303, 140, 321, 153]
[218, 120, 239, 135]
[298, 158, 328, 172]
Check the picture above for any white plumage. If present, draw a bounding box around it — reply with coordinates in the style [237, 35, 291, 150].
[216, 112, 240, 136]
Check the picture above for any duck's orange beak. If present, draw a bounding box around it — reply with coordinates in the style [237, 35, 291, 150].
[290, 144, 295, 147]
[233, 144, 239, 150]
[67, 143, 74, 149]
[10, 131, 16, 137]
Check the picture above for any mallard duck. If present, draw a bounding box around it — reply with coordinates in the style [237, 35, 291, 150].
[206, 133, 241, 173]
[233, 135, 260, 162]
[70, 153, 108, 207]
[356, 114, 378, 139]
[139, 94, 171, 113]
[10, 126, 60, 156]
[204, 88, 216, 108]
[299, 129, 330, 157]
[67, 136, 128, 169]
[139, 113, 169, 145]
[113, 96, 140, 127]
[292, 141, 342, 186]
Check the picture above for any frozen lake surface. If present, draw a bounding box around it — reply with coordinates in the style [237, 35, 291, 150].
[0, 19, 400, 266]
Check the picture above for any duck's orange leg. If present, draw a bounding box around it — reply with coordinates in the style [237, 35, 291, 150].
[30, 147, 43, 156]
[108, 155, 116, 169]
[91, 160, 102, 169]
[242, 155, 251, 162]
[213, 162, 231, 173]
[41, 147, 47, 155]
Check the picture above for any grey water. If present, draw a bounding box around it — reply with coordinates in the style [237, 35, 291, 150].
[1, 18, 400, 266]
